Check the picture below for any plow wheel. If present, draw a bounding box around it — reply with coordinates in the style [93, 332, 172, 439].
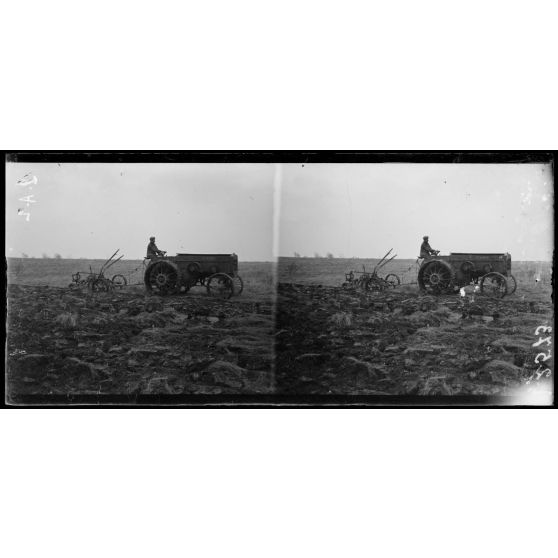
[418, 260, 455, 295]
[365, 277, 385, 292]
[508, 274, 517, 295]
[356, 276, 371, 291]
[232, 275, 244, 296]
[111, 274, 127, 289]
[207, 273, 234, 299]
[480, 272, 508, 299]
[145, 261, 179, 295]
[385, 273, 400, 288]
[91, 277, 112, 292]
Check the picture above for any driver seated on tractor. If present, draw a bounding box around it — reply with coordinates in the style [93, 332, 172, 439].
[420, 235, 438, 259]
[146, 236, 166, 260]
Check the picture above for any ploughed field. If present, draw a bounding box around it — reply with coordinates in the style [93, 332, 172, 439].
[276, 258, 553, 397]
[6, 259, 275, 400]
[5, 257, 554, 400]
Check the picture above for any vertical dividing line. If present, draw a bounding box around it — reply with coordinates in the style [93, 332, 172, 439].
[272, 163, 283, 261]
[271, 163, 283, 390]
[345, 179, 352, 258]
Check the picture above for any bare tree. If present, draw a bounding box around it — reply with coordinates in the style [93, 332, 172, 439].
[314, 252, 321, 258]
[42, 253, 49, 259]
[326, 252, 334, 259]
[54, 253, 62, 259]
[293, 252, 301, 258]
[21, 253, 29, 258]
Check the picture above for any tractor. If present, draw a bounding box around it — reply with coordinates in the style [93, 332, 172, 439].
[417, 252, 516, 298]
[144, 253, 243, 298]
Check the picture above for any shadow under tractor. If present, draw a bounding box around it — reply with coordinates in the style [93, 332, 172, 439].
[144, 253, 243, 298]
[418, 252, 517, 298]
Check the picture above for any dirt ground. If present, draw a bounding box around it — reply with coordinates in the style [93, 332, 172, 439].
[5, 257, 554, 403]
[6, 279, 275, 401]
[275, 277, 553, 398]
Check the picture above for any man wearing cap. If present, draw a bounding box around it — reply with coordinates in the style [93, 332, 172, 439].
[146, 236, 166, 260]
[420, 236, 437, 259]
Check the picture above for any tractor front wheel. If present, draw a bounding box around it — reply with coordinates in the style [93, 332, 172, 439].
[206, 273, 234, 299]
[508, 274, 517, 295]
[480, 272, 508, 299]
[232, 275, 244, 296]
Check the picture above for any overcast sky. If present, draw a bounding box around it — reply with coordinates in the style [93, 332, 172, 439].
[279, 163, 553, 260]
[6, 163, 275, 261]
[6, 162, 553, 261]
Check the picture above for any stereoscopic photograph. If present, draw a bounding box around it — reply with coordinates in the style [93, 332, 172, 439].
[6, 159, 276, 403]
[275, 162, 554, 405]
[4, 153, 555, 406]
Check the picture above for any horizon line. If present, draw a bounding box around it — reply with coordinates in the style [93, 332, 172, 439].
[6, 255, 554, 263]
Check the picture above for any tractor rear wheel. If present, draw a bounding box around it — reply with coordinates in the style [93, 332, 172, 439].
[418, 260, 455, 295]
[145, 261, 179, 295]
[480, 272, 508, 299]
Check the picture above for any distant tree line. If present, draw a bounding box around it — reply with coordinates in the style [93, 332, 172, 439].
[39, 253, 63, 259]
[293, 252, 337, 259]
[18, 253, 74, 259]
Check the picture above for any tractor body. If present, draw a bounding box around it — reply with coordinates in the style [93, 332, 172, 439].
[144, 253, 243, 298]
[418, 252, 515, 297]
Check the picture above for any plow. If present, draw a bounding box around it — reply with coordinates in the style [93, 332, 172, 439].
[70, 249, 128, 292]
[342, 249, 401, 292]
[68, 249, 245, 299]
